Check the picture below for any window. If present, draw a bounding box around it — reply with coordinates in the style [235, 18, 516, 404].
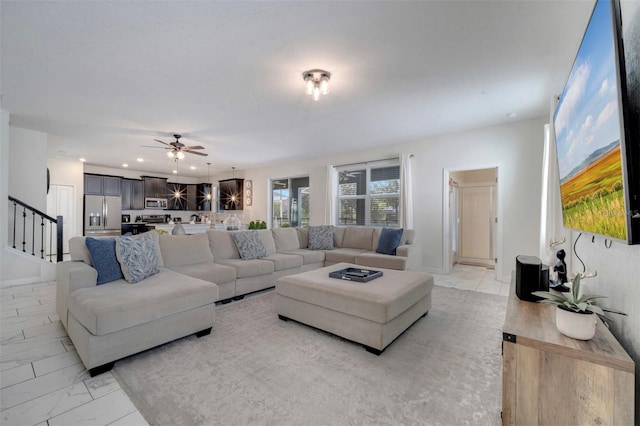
[336, 162, 400, 226]
[271, 176, 310, 228]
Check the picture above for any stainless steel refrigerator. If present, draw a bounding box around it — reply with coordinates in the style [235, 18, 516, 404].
[84, 195, 122, 237]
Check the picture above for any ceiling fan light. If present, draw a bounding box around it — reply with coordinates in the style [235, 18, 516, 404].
[313, 86, 320, 101]
[167, 151, 174, 159]
[176, 151, 185, 160]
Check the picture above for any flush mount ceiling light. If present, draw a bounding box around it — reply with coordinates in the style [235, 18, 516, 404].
[303, 69, 331, 101]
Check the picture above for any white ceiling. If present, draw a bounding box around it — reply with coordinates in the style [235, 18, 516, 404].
[1, 0, 594, 178]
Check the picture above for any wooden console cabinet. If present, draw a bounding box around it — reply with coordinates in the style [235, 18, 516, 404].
[502, 283, 634, 425]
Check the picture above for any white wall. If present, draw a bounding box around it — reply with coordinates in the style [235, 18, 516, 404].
[1, 108, 10, 277]
[9, 127, 47, 210]
[47, 157, 84, 240]
[2, 125, 51, 283]
[238, 117, 545, 279]
[568, 233, 640, 418]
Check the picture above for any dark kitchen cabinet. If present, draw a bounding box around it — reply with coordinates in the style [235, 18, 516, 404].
[84, 174, 121, 196]
[121, 179, 144, 210]
[197, 183, 212, 211]
[166, 183, 197, 211]
[131, 180, 144, 209]
[219, 178, 244, 211]
[187, 184, 198, 211]
[84, 174, 103, 195]
[142, 176, 168, 199]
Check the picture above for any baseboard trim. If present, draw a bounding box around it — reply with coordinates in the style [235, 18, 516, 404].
[1, 276, 41, 288]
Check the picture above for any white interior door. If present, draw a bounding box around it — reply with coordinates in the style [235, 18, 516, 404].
[459, 185, 493, 264]
[47, 184, 75, 255]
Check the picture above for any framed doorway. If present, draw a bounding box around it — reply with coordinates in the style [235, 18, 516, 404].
[442, 166, 501, 279]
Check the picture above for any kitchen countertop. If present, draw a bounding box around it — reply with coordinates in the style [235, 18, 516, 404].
[152, 223, 213, 234]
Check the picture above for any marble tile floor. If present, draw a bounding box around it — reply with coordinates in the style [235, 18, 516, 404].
[0, 281, 148, 426]
[0, 264, 506, 425]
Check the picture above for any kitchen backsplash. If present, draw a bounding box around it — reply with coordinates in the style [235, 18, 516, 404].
[123, 209, 252, 224]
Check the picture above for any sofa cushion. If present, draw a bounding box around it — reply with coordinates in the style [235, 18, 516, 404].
[342, 227, 375, 251]
[257, 230, 277, 255]
[281, 249, 325, 265]
[308, 225, 334, 250]
[263, 253, 303, 271]
[68, 268, 218, 336]
[324, 248, 369, 264]
[296, 227, 309, 249]
[272, 228, 300, 252]
[85, 237, 123, 285]
[355, 252, 408, 270]
[333, 227, 346, 247]
[216, 259, 275, 278]
[376, 227, 404, 255]
[169, 262, 236, 285]
[207, 230, 240, 260]
[232, 231, 268, 260]
[70, 236, 93, 265]
[115, 234, 159, 284]
[159, 233, 213, 268]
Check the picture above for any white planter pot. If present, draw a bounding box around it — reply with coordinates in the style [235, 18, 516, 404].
[555, 306, 596, 340]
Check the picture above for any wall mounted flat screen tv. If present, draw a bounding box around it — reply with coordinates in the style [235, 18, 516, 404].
[553, 0, 640, 244]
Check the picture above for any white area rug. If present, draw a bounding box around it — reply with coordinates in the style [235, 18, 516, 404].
[112, 286, 507, 425]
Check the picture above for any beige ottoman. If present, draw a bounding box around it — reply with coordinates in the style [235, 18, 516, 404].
[275, 262, 433, 354]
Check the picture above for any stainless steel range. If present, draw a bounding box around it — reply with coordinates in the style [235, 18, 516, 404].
[141, 214, 170, 224]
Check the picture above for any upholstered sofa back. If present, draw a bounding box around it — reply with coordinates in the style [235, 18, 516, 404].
[68, 231, 165, 268]
[159, 233, 213, 267]
[341, 227, 375, 250]
[272, 228, 300, 251]
[206, 230, 240, 260]
[257, 230, 278, 255]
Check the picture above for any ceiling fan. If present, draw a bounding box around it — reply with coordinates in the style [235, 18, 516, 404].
[145, 134, 208, 158]
[339, 170, 362, 182]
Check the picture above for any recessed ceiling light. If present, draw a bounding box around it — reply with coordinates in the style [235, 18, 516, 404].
[172, 170, 178, 174]
[79, 158, 86, 162]
[190, 166, 196, 170]
[122, 163, 128, 168]
[137, 158, 144, 162]
[506, 112, 517, 118]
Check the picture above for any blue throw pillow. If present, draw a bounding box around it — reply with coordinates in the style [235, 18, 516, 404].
[232, 231, 268, 260]
[376, 227, 404, 255]
[85, 237, 123, 285]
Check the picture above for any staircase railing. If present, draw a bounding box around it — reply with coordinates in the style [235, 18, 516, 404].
[8, 196, 63, 262]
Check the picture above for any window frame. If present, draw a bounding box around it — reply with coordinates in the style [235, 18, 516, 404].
[335, 159, 401, 227]
[269, 175, 310, 228]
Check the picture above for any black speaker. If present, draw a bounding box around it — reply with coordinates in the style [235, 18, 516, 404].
[515, 255, 549, 302]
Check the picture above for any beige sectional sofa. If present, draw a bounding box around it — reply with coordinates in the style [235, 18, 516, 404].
[57, 225, 420, 375]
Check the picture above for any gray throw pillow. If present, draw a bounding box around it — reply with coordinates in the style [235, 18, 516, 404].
[231, 231, 268, 260]
[115, 234, 159, 283]
[308, 225, 334, 250]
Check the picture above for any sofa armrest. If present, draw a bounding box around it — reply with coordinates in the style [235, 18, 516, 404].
[396, 244, 422, 271]
[56, 261, 98, 329]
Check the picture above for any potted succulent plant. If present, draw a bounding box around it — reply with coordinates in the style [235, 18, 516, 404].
[532, 274, 626, 340]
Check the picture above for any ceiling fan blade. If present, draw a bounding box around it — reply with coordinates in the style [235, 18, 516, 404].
[184, 150, 208, 157]
[153, 139, 171, 146]
[141, 145, 170, 149]
[184, 145, 205, 150]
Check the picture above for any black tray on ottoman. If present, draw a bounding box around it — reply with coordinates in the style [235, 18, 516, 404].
[329, 267, 383, 282]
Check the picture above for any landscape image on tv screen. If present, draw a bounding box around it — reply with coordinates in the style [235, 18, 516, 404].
[554, 0, 628, 241]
